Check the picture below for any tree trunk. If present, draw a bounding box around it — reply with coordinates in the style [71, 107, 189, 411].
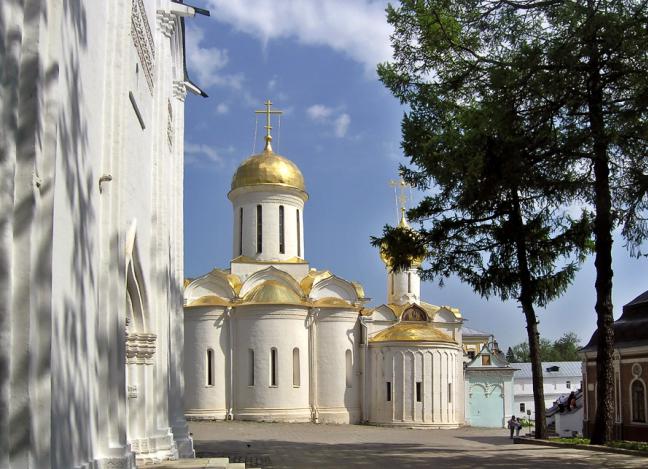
[585, 0, 615, 445]
[510, 189, 547, 439]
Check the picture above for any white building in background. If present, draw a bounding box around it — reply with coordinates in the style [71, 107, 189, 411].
[184, 110, 466, 428]
[0, 1, 207, 467]
[513, 362, 582, 417]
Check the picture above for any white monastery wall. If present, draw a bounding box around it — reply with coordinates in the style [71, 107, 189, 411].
[184, 307, 228, 419]
[234, 306, 311, 421]
[314, 310, 362, 423]
[1, 0, 201, 467]
[368, 345, 462, 428]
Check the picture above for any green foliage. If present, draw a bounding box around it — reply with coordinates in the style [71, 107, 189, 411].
[508, 332, 581, 362]
[607, 440, 648, 453]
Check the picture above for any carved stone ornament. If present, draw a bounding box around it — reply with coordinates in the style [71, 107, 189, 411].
[157, 10, 175, 38]
[131, 0, 155, 93]
[167, 99, 174, 150]
[127, 385, 138, 398]
[632, 363, 642, 378]
[126, 332, 157, 365]
[173, 80, 186, 101]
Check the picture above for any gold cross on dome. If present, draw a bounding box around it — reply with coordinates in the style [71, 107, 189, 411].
[389, 178, 410, 211]
[255, 100, 283, 147]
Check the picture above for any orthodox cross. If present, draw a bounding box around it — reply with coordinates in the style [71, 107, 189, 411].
[389, 178, 411, 224]
[255, 100, 283, 148]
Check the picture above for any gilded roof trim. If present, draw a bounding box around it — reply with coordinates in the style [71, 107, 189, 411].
[185, 295, 230, 308]
[231, 255, 308, 265]
[300, 270, 332, 296]
[369, 322, 456, 344]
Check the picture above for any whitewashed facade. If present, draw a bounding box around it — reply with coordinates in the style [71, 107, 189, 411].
[184, 131, 465, 428]
[513, 362, 583, 418]
[0, 1, 206, 467]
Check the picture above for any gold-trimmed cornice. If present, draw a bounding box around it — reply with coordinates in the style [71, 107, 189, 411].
[312, 297, 353, 308]
[186, 295, 231, 308]
[369, 322, 456, 344]
[351, 281, 366, 300]
[231, 255, 308, 265]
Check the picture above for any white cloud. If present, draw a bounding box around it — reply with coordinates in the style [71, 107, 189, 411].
[306, 105, 351, 138]
[334, 113, 351, 138]
[185, 143, 226, 168]
[205, 0, 392, 73]
[185, 25, 244, 89]
[306, 104, 333, 121]
[268, 78, 277, 91]
[216, 103, 229, 114]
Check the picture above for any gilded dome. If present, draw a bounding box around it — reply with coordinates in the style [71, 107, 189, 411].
[369, 322, 456, 344]
[230, 143, 306, 193]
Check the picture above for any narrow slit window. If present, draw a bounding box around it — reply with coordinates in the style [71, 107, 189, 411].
[566, 380, 571, 389]
[279, 205, 285, 253]
[520, 403, 525, 412]
[407, 272, 412, 293]
[448, 383, 452, 403]
[270, 348, 278, 386]
[345, 350, 353, 388]
[206, 349, 214, 386]
[256, 205, 263, 253]
[248, 349, 255, 386]
[386, 382, 392, 402]
[239, 207, 243, 256]
[293, 348, 300, 387]
[416, 382, 422, 402]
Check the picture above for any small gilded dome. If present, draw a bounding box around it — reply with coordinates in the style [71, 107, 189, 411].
[230, 143, 305, 193]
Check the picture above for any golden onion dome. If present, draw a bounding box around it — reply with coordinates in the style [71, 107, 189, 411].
[230, 139, 306, 194]
[380, 208, 424, 268]
[369, 322, 456, 344]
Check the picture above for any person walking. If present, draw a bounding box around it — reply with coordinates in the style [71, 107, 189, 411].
[515, 417, 522, 437]
[508, 415, 517, 439]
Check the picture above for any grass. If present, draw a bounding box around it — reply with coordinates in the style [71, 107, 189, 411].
[549, 437, 648, 454]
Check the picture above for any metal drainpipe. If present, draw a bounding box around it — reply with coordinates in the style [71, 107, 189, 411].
[226, 306, 234, 420]
[360, 316, 369, 423]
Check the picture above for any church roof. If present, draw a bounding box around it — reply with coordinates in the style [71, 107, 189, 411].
[462, 326, 491, 337]
[582, 288, 648, 351]
[513, 361, 582, 379]
[369, 322, 456, 344]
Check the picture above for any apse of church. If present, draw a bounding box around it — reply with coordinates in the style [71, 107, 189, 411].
[184, 102, 473, 428]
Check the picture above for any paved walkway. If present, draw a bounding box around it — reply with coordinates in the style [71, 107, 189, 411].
[189, 421, 648, 468]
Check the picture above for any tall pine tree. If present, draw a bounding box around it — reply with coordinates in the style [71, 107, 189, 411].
[377, 0, 648, 443]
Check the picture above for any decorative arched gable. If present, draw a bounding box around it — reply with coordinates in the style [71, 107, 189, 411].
[310, 274, 358, 302]
[238, 266, 302, 299]
[433, 307, 460, 323]
[370, 305, 398, 322]
[185, 269, 239, 303]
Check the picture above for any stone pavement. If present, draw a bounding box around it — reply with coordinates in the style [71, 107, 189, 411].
[188, 421, 648, 468]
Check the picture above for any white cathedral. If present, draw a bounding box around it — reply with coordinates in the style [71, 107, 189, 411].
[183, 111, 467, 427]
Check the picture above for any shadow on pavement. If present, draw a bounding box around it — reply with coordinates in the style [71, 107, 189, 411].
[194, 438, 612, 469]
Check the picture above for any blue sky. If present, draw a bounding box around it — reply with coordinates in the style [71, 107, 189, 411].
[183, 0, 647, 351]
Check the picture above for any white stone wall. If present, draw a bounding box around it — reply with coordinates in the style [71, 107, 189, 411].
[0, 1, 198, 467]
[387, 268, 421, 305]
[368, 344, 463, 427]
[229, 188, 306, 262]
[513, 375, 583, 416]
[234, 306, 311, 421]
[184, 308, 228, 419]
[314, 310, 362, 423]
